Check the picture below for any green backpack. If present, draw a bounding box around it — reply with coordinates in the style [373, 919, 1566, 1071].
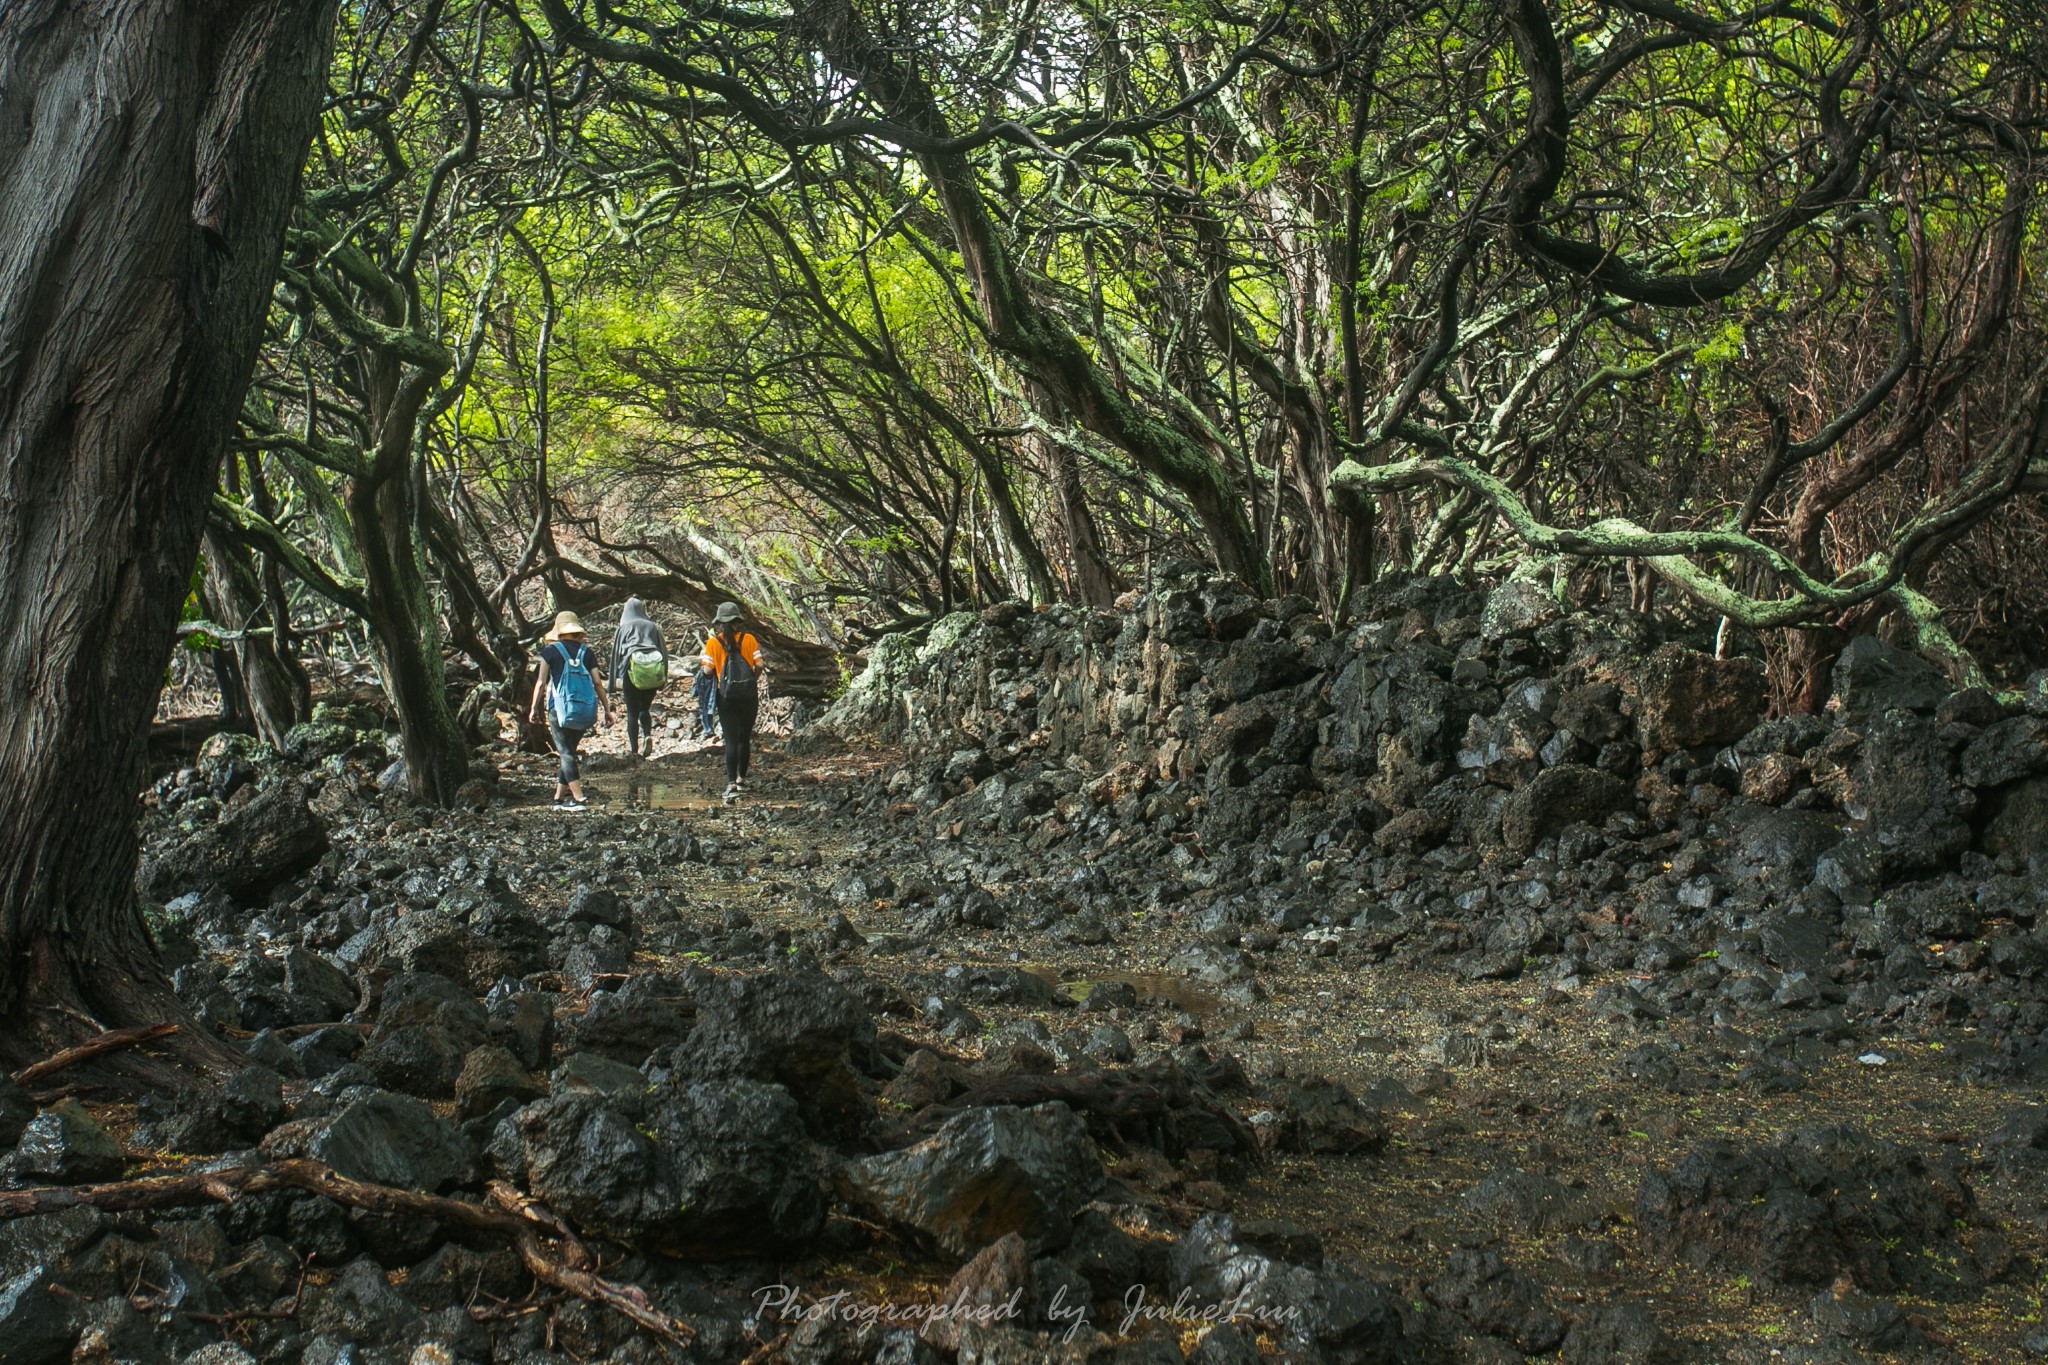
[626, 647, 667, 689]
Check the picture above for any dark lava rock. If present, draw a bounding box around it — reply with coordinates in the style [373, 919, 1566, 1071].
[565, 882, 630, 929]
[361, 972, 489, 1098]
[1758, 914, 1835, 976]
[141, 778, 329, 901]
[301, 1254, 422, 1345]
[1810, 1283, 1916, 1350]
[1188, 1323, 1262, 1365]
[1560, 1301, 1682, 1365]
[1426, 1247, 1564, 1353]
[922, 1232, 1031, 1352]
[1635, 1125, 1973, 1292]
[282, 946, 359, 1020]
[1254, 1077, 1385, 1154]
[569, 975, 691, 1063]
[515, 1079, 824, 1258]
[1722, 807, 1844, 887]
[0, 1265, 74, 1365]
[1058, 1208, 1141, 1300]
[1961, 716, 2048, 788]
[1502, 764, 1630, 853]
[287, 1089, 471, 1191]
[677, 966, 875, 1133]
[360, 1021, 475, 1099]
[140, 1065, 287, 1155]
[1167, 1213, 1408, 1361]
[14, 1099, 125, 1182]
[1983, 776, 2048, 860]
[487, 985, 556, 1071]
[0, 1077, 34, 1150]
[375, 971, 488, 1033]
[454, 1044, 543, 1121]
[1633, 644, 1765, 754]
[845, 1102, 1102, 1258]
[1830, 635, 1947, 715]
[0, 1206, 106, 1283]
[882, 1049, 960, 1110]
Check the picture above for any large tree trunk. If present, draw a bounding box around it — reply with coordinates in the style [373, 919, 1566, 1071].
[0, 0, 336, 1057]
[351, 470, 473, 806]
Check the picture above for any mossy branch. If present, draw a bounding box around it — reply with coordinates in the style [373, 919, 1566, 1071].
[210, 495, 370, 620]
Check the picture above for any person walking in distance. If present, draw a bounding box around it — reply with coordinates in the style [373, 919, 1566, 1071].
[691, 651, 719, 741]
[610, 596, 667, 759]
[702, 601, 765, 803]
[528, 611, 608, 810]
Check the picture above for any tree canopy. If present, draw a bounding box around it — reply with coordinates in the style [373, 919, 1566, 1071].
[185, 0, 2048, 793]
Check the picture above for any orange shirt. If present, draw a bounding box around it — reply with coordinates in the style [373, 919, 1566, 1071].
[702, 630, 763, 683]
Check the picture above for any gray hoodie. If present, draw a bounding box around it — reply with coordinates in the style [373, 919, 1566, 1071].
[611, 598, 667, 686]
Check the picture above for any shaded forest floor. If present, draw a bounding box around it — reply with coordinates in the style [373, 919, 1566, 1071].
[492, 723, 2047, 1362]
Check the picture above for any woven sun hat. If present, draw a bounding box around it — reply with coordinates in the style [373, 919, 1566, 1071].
[548, 610, 587, 640]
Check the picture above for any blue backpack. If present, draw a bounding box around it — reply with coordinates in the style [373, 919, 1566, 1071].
[548, 644, 598, 729]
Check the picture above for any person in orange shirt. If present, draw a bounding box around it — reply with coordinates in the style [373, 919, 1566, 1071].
[702, 601, 766, 802]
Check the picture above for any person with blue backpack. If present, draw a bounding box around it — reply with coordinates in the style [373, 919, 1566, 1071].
[527, 610, 609, 811]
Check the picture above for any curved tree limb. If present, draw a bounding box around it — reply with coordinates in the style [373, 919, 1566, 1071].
[1502, 0, 1899, 307]
[210, 496, 371, 620]
[1331, 361, 2048, 653]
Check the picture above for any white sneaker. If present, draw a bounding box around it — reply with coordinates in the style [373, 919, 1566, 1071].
[722, 784, 738, 804]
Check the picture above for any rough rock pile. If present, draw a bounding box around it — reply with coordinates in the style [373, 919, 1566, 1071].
[824, 563, 2048, 1077]
[0, 720, 1445, 1364]
[5, 568, 2047, 1363]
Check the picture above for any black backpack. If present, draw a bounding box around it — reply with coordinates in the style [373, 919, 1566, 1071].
[718, 636, 759, 706]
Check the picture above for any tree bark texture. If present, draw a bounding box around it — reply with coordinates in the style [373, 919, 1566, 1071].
[203, 524, 307, 747]
[351, 466, 474, 806]
[0, 0, 337, 1047]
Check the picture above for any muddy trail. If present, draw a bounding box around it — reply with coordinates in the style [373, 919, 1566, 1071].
[10, 568, 2048, 1365]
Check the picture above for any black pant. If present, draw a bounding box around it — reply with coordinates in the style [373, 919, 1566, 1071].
[721, 692, 757, 785]
[622, 684, 657, 752]
[548, 720, 587, 786]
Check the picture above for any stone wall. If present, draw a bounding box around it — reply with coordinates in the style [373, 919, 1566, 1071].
[824, 562, 2048, 894]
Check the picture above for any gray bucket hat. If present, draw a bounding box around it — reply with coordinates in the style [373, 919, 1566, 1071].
[713, 601, 743, 623]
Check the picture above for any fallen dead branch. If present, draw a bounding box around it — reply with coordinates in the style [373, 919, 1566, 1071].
[11, 1023, 180, 1088]
[0, 1159, 695, 1350]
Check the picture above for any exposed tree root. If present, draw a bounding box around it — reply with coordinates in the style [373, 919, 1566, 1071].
[0, 1160, 696, 1351]
[11, 1022, 180, 1088]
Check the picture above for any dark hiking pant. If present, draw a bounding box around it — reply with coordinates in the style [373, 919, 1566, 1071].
[623, 684, 657, 752]
[548, 720, 587, 785]
[721, 693, 757, 786]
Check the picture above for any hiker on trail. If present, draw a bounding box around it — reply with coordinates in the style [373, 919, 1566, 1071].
[702, 601, 764, 803]
[691, 652, 719, 741]
[610, 596, 667, 759]
[693, 662, 720, 740]
[528, 610, 608, 811]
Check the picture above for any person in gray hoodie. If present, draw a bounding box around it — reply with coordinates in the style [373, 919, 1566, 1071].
[610, 597, 667, 758]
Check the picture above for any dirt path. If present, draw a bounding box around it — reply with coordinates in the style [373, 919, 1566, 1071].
[478, 730, 2048, 1362]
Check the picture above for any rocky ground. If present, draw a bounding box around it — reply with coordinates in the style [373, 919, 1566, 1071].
[5, 567, 2048, 1365]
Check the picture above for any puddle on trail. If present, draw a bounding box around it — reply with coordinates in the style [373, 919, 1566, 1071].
[1021, 966, 1220, 1016]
